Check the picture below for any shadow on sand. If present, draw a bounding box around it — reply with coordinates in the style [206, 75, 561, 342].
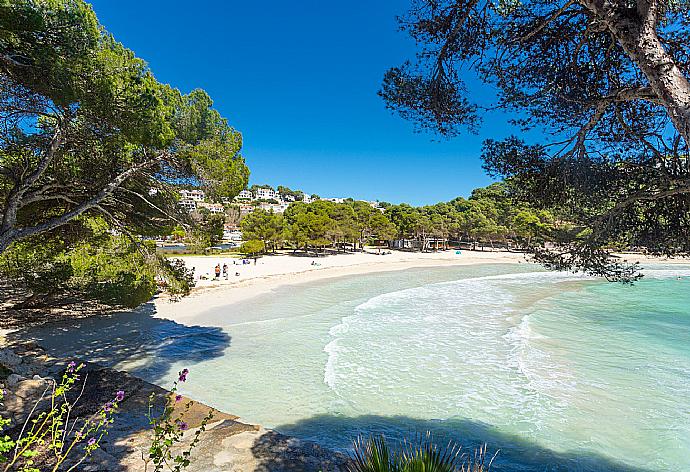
[7, 301, 231, 385]
[254, 414, 660, 472]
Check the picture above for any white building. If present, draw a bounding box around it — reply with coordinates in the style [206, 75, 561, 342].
[259, 202, 289, 214]
[197, 202, 225, 214]
[238, 203, 256, 216]
[256, 188, 278, 200]
[223, 225, 243, 242]
[179, 200, 197, 211]
[237, 190, 254, 201]
[323, 197, 346, 204]
[180, 189, 205, 201]
[363, 200, 385, 212]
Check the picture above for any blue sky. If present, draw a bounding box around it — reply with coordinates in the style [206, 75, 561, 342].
[89, 1, 519, 205]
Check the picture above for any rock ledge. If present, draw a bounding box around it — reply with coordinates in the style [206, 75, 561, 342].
[0, 336, 348, 471]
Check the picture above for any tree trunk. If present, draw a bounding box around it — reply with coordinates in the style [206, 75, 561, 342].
[0, 158, 157, 254]
[582, 0, 690, 145]
[0, 230, 18, 253]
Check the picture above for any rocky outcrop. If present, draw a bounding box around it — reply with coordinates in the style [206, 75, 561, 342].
[0, 336, 349, 471]
[0, 337, 58, 428]
[116, 420, 349, 472]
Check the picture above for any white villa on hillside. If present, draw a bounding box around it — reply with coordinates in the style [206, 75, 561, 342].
[231, 185, 324, 206]
[180, 189, 205, 201]
[179, 199, 197, 211]
[177, 185, 384, 217]
[197, 202, 225, 214]
[238, 203, 255, 216]
[236, 190, 253, 200]
[179, 189, 205, 211]
[259, 202, 289, 213]
[256, 187, 278, 200]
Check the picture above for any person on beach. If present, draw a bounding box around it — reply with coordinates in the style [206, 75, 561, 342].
[222, 263, 228, 279]
[215, 264, 221, 279]
[253, 257, 257, 265]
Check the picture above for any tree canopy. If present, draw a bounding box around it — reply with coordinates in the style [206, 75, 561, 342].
[276, 185, 305, 201]
[0, 0, 249, 252]
[237, 185, 555, 254]
[0, 0, 248, 309]
[382, 0, 690, 280]
[384, 182, 555, 250]
[241, 209, 284, 252]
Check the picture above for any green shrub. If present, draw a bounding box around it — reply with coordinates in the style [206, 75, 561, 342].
[156, 257, 195, 298]
[0, 390, 13, 463]
[89, 271, 157, 308]
[0, 239, 73, 297]
[68, 235, 159, 307]
[0, 217, 196, 308]
[240, 239, 265, 255]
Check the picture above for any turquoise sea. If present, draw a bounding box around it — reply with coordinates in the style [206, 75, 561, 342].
[26, 263, 690, 471]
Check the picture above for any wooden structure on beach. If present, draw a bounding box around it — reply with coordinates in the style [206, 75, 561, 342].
[391, 238, 449, 251]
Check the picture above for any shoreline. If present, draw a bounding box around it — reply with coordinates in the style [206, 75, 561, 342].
[6, 251, 690, 470]
[3, 249, 687, 333]
[153, 249, 690, 326]
[0, 337, 348, 471]
[153, 250, 530, 324]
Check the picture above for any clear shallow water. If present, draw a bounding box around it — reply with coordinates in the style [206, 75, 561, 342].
[25, 263, 690, 471]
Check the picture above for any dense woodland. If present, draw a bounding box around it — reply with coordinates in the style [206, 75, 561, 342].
[240, 183, 556, 254]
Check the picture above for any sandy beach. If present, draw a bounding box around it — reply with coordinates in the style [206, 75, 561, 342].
[152, 249, 687, 325]
[153, 250, 527, 323]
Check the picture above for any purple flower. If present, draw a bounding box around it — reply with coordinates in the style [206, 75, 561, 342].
[175, 394, 182, 403]
[115, 390, 125, 402]
[75, 431, 83, 439]
[178, 368, 189, 383]
[87, 438, 96, 447]
[103, 402, 113, 412]
[67, 361, 77, 373]
[177, 421, 188, 431]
